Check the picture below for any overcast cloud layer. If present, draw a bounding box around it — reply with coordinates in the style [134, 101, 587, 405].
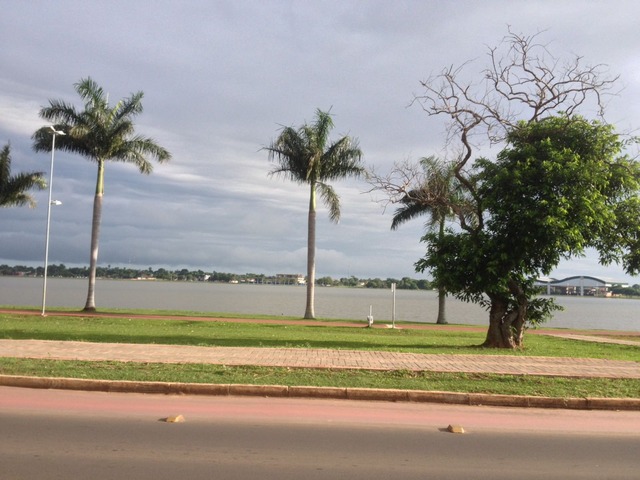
[1, 0, 639, 282]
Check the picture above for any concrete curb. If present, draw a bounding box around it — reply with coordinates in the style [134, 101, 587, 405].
[1, 374, 638, 411]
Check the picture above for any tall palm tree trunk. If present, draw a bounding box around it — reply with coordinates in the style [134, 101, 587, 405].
[436, 288, 447, 324]
[83, 160, 105, 312]
[436, 216, 447, 324]
[305, 182, 317, 319]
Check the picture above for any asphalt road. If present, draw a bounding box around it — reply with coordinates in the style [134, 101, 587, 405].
[1, 387, 639, 479]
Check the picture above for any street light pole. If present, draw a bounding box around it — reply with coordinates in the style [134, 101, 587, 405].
[41, 126, 65, 316]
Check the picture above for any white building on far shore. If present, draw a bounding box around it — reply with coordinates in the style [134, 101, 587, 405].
[534, 276, 628, 296]
[275, 274, 306, 285]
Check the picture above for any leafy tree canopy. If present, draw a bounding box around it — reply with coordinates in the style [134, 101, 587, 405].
[418, 115, 640, 345]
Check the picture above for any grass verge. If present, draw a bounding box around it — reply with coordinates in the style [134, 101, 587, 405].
[1, 312, 639, 361]
[1, 310, 638, 399]
[1, 357, 638, 399]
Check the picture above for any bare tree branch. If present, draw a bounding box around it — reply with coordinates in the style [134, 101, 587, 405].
[413, 28, 618, 162]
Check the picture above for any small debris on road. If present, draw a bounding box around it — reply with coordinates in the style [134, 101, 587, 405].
[164, 414, 185, 423]
[447, 424, 465, 434]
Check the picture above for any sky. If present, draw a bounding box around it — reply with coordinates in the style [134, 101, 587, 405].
[1, 0, 639, 283]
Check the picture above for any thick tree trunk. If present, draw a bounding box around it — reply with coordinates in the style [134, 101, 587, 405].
[509, 278, 527, 347]
[304, 183, 316, 319]
[436, 287, 447, 324]
[83, 160, 104, 312]
[483, 296, 510, 348]
[482, 283, 527, 349]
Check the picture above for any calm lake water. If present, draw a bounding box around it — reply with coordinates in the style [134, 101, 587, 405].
[1, 276, 639, 332]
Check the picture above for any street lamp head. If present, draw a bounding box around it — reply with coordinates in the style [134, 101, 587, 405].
[49, 126, 66, 135]
[51, 200, 62, 206]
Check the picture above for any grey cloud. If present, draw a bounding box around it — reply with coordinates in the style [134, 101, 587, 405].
[1, 0, 639, 283]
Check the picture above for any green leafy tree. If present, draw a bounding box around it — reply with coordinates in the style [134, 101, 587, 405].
[398, 277, 419, 290]
[32, 77, 171, 312]
[317, 276, 337, 286]
[265, 109, 364, 319]
[0, 143, 45, 208]
[365, 278, 386, 289]
[410, 30, 632, 348]
[419, 117, 640, 347]
[339, 276, 360, 287]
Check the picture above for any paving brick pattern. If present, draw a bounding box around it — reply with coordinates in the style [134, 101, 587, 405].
[1, 339, 638, 379]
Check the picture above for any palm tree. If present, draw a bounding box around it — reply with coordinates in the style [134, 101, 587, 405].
[32, 77, 171, 312]
[0, 143, 45, 208]
[265, 109, 364, 319]
[391, 157, 463, 324]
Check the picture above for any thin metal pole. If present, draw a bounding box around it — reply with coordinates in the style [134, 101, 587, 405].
[41, 132, 57, 316]
[391, 282, 396, 329]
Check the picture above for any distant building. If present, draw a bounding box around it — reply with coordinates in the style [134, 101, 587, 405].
[534, 276, 629, 296]
[276, 274, 306, 285]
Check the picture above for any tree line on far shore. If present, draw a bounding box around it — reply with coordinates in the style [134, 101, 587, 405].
[0, 264, 432, 290]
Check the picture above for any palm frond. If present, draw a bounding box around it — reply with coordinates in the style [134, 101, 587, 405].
[111, 92, 144, 127]
[265, 126, 311, 182]
[311, 108, 334, 152]
[0, 143, 45, 208]
[75, 77, 106, 109]
[265, 108, 363, 222]
[389, 156, 467, 233]
[111, 136, 171, 173]
[391, 196, 436, 230]
[317, 182, 341, 223]
[0, 144, 11, 182]
[321, 137, 363, 181]
[34, 78, 170, 170]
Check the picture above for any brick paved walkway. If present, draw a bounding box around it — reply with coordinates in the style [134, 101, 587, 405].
[1, 339, 638, 379]
[543, 333, 640, 346]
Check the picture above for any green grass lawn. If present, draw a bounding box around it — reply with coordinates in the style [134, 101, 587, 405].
[1, 310, 638, 360]
[1, 309, 638, 399]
